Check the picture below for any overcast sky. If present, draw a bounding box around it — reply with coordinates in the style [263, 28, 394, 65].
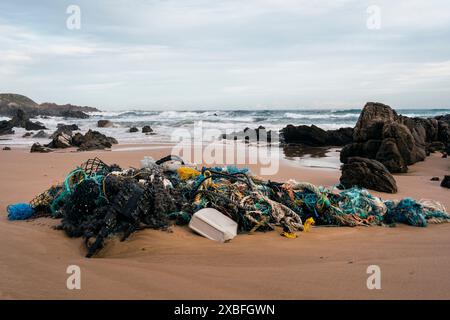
[1, 0, 450, 110]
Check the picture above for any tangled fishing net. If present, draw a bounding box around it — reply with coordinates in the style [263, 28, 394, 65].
[6, 156, 450, 257]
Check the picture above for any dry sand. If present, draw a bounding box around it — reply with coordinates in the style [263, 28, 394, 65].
[0, 146, 449, 299]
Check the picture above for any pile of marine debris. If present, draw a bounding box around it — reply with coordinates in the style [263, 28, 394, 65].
[6, 156, 450, 258]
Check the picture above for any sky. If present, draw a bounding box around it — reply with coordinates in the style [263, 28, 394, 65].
[1, 0, 450, 110]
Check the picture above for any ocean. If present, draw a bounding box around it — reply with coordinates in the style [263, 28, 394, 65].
[1, 108, 449, 146]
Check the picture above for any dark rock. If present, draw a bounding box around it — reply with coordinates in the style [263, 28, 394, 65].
[61, 110, 89, 119]
[71, 132, 85, 147]
[77, 130, 118, 151]
[30, 142, 52, 153]
[375, 138, 408, 173]
[46, 132, 72, 149]
[22, 132, 33, 138]
[1, 94, 99, 118]
[340, 157, 398, 193]
[33, 130, 49, 139]
[340, 140, 382, 164]
[341, 102, 436, 173]
[245, 126, 277, 142]
[427, 141, 446, 153]
[222, 126, 278, 143]
[353, 102, 397, 142]
[142, 125, 153, 133]
[281, 124, 353, 146]
[326, 127, 354, 146]
[431, 177, 440, 181]
[129, 127, 139, 133]
[50, 124, 79, 139]
[25, 120, 46, 131]
[382, 122, 426, 165]
[0, 120, 14, 135]
[57, 123, 79, 131]
[10, 109, 46, 131]
[443, 152, 448, 158]
[2, 146, 11, 150]
[281, 124, 329, 146]
[441, 176, 450, 189]
[437, 120, 450, 143]
[97, 120, 113, 128]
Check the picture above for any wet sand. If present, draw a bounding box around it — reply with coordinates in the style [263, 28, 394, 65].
[0, 146, 449, 299]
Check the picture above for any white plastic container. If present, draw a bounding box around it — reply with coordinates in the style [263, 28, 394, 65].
[189, 208, 238, 242]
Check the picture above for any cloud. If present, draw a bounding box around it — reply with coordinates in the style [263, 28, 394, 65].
[0, 1, 449, 109]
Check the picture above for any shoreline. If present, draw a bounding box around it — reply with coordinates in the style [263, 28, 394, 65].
[1, 145, 449, 299]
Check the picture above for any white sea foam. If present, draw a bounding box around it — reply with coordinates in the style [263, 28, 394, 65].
[1, 108, 448, 146]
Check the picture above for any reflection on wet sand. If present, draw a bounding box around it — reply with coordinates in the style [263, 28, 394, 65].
[282, 144, 341, 169]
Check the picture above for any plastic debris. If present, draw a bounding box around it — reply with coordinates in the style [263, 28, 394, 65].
[7, 203, 35, 220]
[303, 217, 315, 232]
[6, 155, 450, 257]
[189, 208, 238, 242]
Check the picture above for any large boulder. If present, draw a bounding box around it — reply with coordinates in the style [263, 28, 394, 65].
[375, 138, 407, 173]
[340, 140, 382, 164]
[221, 126, 278, 143]
[33, 130, 49, 139]
[129, 127, 139, 133]
[77, 130, 118, 151]
[341, 102, 435, 173]
[57, 123, 79, 131]
[71, 132, 85, 147]
[382, 122, 426, 165]
[441, 176, 450, 189]
[281, 124, 353, 146]
[340, 157, 398, 193]
[30, 142, 52, 153]
[281, 124, 329, 146]
[142, 125, 153, 133]
[353, 102, 397, 142]
[46, 132, 72, 148]
[97, 120, 113, 128]
[326, 127, 354, 146]
[9, 109, 46, 131]
[0, 120, 14, 135]
[61, 110, 89, 119]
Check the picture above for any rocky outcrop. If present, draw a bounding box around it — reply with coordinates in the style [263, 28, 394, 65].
[0, 120, 14, 135]
[75, 130, 118, 151]
[221, 126, 278, 143]
[46, 131, 72, 148]
[33, 130, 49, 139]
[341, 102, 446, 173]
[142, 125, 153, 133]
[30, 142, 52, 153]
[57, 123, 79, 131]
[61, 110, 88, 119]
[340, 157, 398, 193]
[129, 127, 138, 133]
[98, 120, 113, 128]
[0, 109, 47, 135]
[42, 127, 117, 151]
[441, 176, 450, 189]
[9, 109, 47, 131]
[326, 127, 354, 146]
[0, 93, 98, 118]
[280, 124, 353, 146]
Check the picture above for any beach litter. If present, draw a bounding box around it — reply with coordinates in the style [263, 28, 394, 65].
[189, 208, 238, 242]
[6, 156, 450, 257]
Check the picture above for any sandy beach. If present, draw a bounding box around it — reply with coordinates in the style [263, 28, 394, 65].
[1, 145, 449, 299]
